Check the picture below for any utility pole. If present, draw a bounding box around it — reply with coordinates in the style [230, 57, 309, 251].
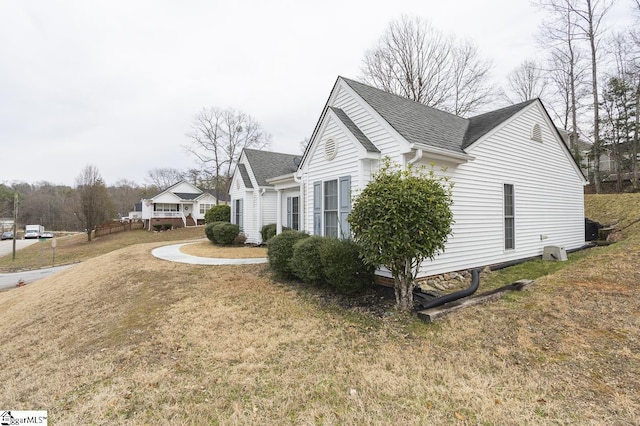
[12, 191, 18, 260]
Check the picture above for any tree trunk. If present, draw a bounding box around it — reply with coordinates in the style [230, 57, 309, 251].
[587, 0, 602, 193]
[634, 81, 640, 190]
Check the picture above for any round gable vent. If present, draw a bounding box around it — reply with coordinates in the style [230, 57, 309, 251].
[325, 138, 338, 160]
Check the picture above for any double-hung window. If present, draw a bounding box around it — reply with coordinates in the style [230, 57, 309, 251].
[233, 199, 243, 230]
[287, 196, 299, 231]
[313, 176, 351, 238]
[504, 184, 515, 250]
[324, 180, 338, 237]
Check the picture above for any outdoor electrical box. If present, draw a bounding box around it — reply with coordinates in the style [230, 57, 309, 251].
[543, 245, 567, 261]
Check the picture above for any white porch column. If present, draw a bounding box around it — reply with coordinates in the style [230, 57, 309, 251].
[276, 189, 283, 234]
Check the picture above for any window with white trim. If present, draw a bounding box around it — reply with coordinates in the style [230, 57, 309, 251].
[233, 199, 243, 230]
[324, 180, 338, 237]
[287, 196, 300, 231]
[200, 203, 214, 215]
[313, 176, 351, 238]
[155, 203, 178, 212]
[504, 184, 515, 250]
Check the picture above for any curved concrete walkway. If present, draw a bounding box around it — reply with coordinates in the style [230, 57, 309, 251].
[151, 242, 268, 265]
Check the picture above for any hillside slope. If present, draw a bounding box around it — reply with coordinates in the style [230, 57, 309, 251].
[0, 195, 639, 424]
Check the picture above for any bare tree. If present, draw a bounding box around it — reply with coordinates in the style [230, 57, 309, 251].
[502, 60, 549, 103]
[76, 165, 113, 241]
[361, 15, 494, 116]
[571, 0, 616, 193]
[185, 107, 271, 203]
[146, 168, 185, 189]
[536, 0, 615, 192]
[537, 0, 589, 157]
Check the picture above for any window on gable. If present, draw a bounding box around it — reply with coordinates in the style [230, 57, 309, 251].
[531, 123, 542, 142]
[504, 184, 515, 250]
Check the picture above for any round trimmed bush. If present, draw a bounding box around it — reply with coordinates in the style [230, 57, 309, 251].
[212, 222, 240, 245]
[205, 221, 227, 243]
[267, 230, 309, 278]
[205, 205, 230, 223]
[291, 236, 326, 284]
[319, 238, 374, 294]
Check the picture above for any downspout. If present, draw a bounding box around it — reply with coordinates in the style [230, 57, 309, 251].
[294, 172, 304, 232]
[258, 188, 266, 242]
[408, 149, 423, 165]
[415, 269, 480, 310]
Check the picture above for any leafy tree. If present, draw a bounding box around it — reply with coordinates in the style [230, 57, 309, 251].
[349, 160, 454, 310]
[76, 165, 113, 241]
[600, 76, 637, 191]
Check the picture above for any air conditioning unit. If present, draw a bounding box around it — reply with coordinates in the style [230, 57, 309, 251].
[543, 245, 567, 261]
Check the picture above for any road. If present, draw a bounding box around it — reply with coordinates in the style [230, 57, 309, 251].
[0, 239, 75, 290]
[0, 238, 38, 257]
[0, 264, 76, 290]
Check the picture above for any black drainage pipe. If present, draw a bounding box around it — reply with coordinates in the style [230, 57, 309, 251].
[418, 269, 480, 310]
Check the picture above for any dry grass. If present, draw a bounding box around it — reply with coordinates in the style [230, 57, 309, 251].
[180, 241, 268, 258]
[0, 227, 205, 272]
[0, 195, 639, 424]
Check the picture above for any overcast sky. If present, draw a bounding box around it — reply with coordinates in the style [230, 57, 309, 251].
[0, 0, 634, 186]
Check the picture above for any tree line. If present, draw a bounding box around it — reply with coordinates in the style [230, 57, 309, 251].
[361, 2, 640, 193]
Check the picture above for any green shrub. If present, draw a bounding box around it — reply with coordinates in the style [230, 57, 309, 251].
[153, 224, 163, 231]
[261, 223, 291, 243]
[267, 230, 309, 278]
[233, 233, 247, 245]
[162, 223, 173, 231]
[205, 221, 227, 243]
[205, 205, 230, 223]
[261, 223, 277, 242]
[320, 238, 374, 294]
[211, 223, 240, 245]
[290, 236, 326, 284]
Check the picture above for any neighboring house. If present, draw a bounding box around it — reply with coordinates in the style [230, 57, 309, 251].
[270, 76, 587, 278]
[229, 148, 300, 244]
[141, 180, 227, 230]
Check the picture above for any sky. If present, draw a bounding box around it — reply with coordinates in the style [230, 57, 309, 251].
[0, 0, 634, 186]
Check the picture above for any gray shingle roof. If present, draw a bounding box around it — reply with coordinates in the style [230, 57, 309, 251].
[340, 77, 537, 155]
[202, 189, 230, 202]
[463, 100, 537, 148]
[244, 148, 300, 186]
[237, 163, 254, 188]
[328, 106, 379, 153]
[174, 192, 200, 200]
[341, 77, 469, 153]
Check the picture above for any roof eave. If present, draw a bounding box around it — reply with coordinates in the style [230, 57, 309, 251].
[408, 143, 475, 164]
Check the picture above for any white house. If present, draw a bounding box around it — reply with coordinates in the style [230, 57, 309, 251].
[272, 76, 587, 278]
[229, 148, 300, 244]
[141, 180, 225, 230]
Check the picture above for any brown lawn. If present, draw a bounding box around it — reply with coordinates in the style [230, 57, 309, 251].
[0, 195, 639, 424]
[180, 241, 268, 258]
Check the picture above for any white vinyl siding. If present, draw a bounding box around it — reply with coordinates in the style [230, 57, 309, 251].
[412, 103, 585, 277]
